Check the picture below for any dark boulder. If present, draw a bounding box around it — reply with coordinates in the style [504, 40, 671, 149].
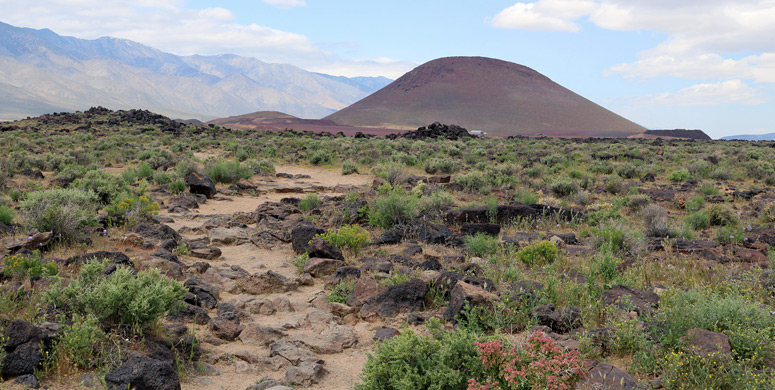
[291, 224, 325, 255]
[209, 312, 244, 341]
[131, 222, 181, 242]
[185, 172, 216, 199]
[460, 223, 500, 236]
[360, 279, 428, 317]
[533, 304, 582, 334]
[105, 357, 180, 390]
[307, 238, 344, 260]
[414, 222, 452, 245]
[443, 281, 498, 322]
[1, 320, 58, 377]
[601, 285, 659, 315]
[167, 301, 210, 325]
[374, 228, 403, 245]
[578, 361, 643, 390]
[303, 258, 346, 277]
[64, 251, 132, 267]
[183, 276, 219, 309]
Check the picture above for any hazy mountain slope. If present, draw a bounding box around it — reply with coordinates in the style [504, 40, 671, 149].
[721, 133, 775, 141]
[326, 56, 645, 137]
[0, 21, 391, 120]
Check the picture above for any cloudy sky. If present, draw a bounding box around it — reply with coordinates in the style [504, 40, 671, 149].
[1, 0, 773, 138]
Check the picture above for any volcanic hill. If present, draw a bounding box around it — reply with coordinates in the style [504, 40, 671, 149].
[325, 56, 646, 137]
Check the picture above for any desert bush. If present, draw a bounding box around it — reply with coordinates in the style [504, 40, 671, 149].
[456, 171, 491, 194]
[135, 161, 154, 179]
[315, 224, 371, 256]
[104, 194, 161, 226]
[20, 188, 99, 243]
[205, 159, 252, 184]
[468, 331, 586, 390]
[168, 180, 186, 194]
[247, 159, 275, 175]
[464, 232, 500, 258]
[45, 260, 186, 331]
[299, 193, 321, 212]
[591, 161, 614, 175]
[355, 321, 484, 390]
[591, 220, 645, 256]
[2, 251, 58, 279]
[579, 174, 597, 190]
[0, 204, 13, 224]
[341, 161, 359, 175]
[716, 225, 745, 245]
[424, 158, 459, 174]
[668, 169, 691, 182]
[373, 163, 408, 186]
[617, 164, 640, 179]
[517, 240, 559, 267]
[513, 189, 538, 205]
[642, 204, 672, 238]
[604, 176, 626, 194]
[152, 171, 171, 185]
[136, 147, 174, 169]
[549, 178, 578, 197]
[699, 184, 720, 196]
[685, 211, 710, 230]
[45, 314, 105, 375]
[326, 281, 354, 304]
[368, 190, 417, 229]
[417, 191, 455, 218]
[308, 150, 334, 165]
[707, 204, 738, 226]
[627, 194, 650, 211]
[72, 170, 131, 205]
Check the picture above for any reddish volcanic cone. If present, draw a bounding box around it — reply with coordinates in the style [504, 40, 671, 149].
[325, 56, 645, 137]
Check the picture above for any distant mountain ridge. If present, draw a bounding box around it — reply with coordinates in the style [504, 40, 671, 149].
[0, 21, 391, 121]
[721, 133, 775, 141]
[326, 56, 646, 137]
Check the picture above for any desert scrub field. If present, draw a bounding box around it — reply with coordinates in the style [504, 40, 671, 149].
[0, 108, 774, 389]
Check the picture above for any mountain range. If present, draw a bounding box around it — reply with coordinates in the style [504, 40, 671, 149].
[0, 21, 391, 121]
[720, 133, 775, 141]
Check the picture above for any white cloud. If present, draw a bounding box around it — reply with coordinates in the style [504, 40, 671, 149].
[0, 0, 409, 77]
[261, 0, 307, 8]
[650, 80, 767, 106]
[490, 0, 597, 32]
[491, 1, 775, 83]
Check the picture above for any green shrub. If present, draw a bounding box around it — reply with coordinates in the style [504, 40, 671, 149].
[617, 164, 640, 179]
[299, 193, 321, 212]
[417, 191, 455, 218]
[707, 204, 738, 227]
[168, 180, 186, 194]
[46, 314, 105, 374]
[136, 162, 154, 179]
[517, 240, 559, 267]
[464, 232, 500, 258]
[316, 224, 371, 256]
[308, 150, 334, 165]
[668, 169, 691, 182]
[45, 261, 186, 331]
[355, 321, 485, 390]
[72, 170, 131, 205]
[513, 189, 538, 205]
[0, 204, 13, 224]
[716, 225, 745, 245]
[326, 281, 354, 304]
[152, 172, 171, 185]
[2, 251, 57, 279]
[456, 172, 490, 194]
[368, 191, 417, 229]
[549, 178, 578, 197]
[627, 195, 650, 211]
[341, 161, 359, 175]
[104, 194, 161, 226]
[685, 195, 705, 213]
[699, 184, 720, 196]
[604, 176, 626, 194]
[685, 211, 710, 230]
[424, 158, 459, 174]
[248, 159, 275, 175]
[205, 159, 252, 184]
[591, 220, 645, 256]
[19, 188, 99, 243]
[642, 204, 672, 238]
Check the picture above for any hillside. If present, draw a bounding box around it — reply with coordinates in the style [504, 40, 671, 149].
[326, 56, 646, 137]
[0, 21, 391, 121]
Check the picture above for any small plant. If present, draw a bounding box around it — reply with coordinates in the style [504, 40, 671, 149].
[341, 161, 359, 175]
[716, 225, 745, 245]
[591, 220, 645, 256]
[368, 190, 417, 229]
[291, 252, 309, 274]
[315, 224, 371, 256]
[2, 251, 58, 279]
[464, 232, 500, 258]
[642, 204, 672, 238]
[308, 150, 334, 165]
[707, 204, 738, 227]
[175, 242, 190, 255]
[0, 204, 13, 224]
[299, 193, 321, 212]
[168, 180, 186, 194]
[685, 211, 710, 230]
[19, 188, 99, 243]
[549, 178, 578, 197]
[456, 172, 491, 194]
[326, 281, 354, 304]
[424, 158, 460, 174]
[668, 169, 691, 182]
[45, 260, 186, 332]
[205, 159, 252, 184]
[517, 240, 558, 267]
[417, 191, 455, 219]
[136, 161, 154, 179]
[468, 331, 586, 390]
[513, 189, 538, 205]
[45, 313, 105, 376]
[105, 194, 161, 226]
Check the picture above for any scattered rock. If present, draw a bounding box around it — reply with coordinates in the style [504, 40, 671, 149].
[286, 361, 327, 386]
[239, 324, 288, 346]
[186, 172, 216, 199]
[269, 341, 324, 365]
[104, 357, 181, 390]
[601, 285, 659, 315]
[682, 328, 732, 358]
[307, 238, 344, 260]
[13, 373, 40, 388]
[577, 361, 643, 390]
[238, 271, 298, 295]
[360, 279, 428, 318]
[533, 304, 582, 334]
[374, 327, 400, 341]
[209, 312, 245, 341]
[444, 280, 498, 322]
[460, 223, 500, 236]
[190, 246, 222, 260]
[291, 225, 326, 254]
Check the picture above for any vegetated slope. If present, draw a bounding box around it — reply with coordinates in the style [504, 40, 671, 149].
[326, 56, 646, 137]
[0, 21, 391, 121]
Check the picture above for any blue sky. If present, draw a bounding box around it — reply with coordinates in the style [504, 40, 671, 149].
[1, 0, 773, 138]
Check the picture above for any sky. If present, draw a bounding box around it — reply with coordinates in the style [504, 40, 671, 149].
[1, 0, 774, 138]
